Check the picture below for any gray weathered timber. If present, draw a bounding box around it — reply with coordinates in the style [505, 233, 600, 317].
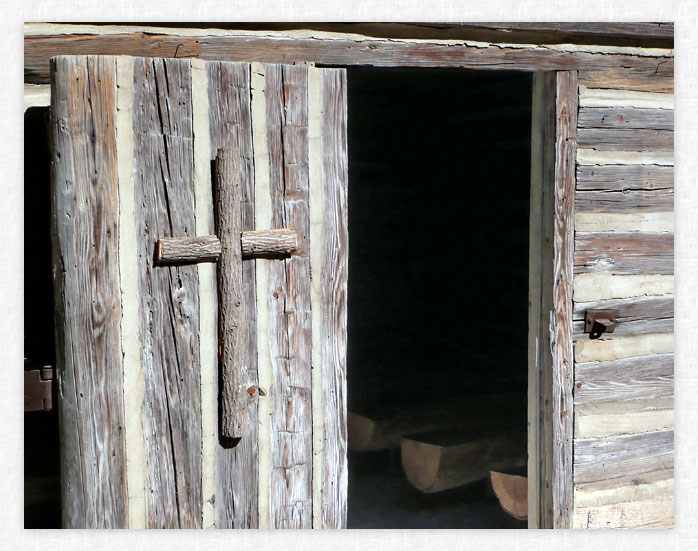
[266, 63, 313, 529]
[576, 166, 674, 190]
[574, 232, 674, 275]
[576, 128, 673, 151]
[573, 296, 674, 322]
[156, 230, 297, 264]
[320, 68, 349, 529]
[574, 354, 674, 404]
[216, 148, 251, 441]
[50, 55, 127, 528]
[572, 317, 673, 339]
[156, 235, 222, 264]
[528, 71, 557, 530]
[132, 56, 202, 528]
[25, 33, 673, 83]
[457, 22, 674, 39]
[575, 190, 673, 213]
[574, 430, 673, 484]
[578, 63, 674, 94]
[577, 107, 673, 130]
[552, 70, 577, 529]
[208, 61, 259, 529]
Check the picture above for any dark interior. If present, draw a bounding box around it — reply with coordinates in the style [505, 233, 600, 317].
[346, 67, 532, 528]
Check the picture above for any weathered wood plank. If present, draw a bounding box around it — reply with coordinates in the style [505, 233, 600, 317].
[572, 296, 674, 337]
[528, 71, 557, 529]
[50, 55, 127, 528]
[574, 468, 673, 508]
[132, 56, 201, 528]
[459, 22, 674, 39]
[574, 430, 673, 484]
[577, 128, 673, 150]
[266, 63, 313, 529]
[578, 107, 673, 130]
[573, 314, 673, 338]
[577, 149, 673, 166]
[575, 190, 673, 213]
[320, 68, 349, 529]
[216, 148, 250, 441]
[574, 397, 673, 438]
[574, 273, 673, 302]
[578, 63, 674, 93]
[207, 61, 259, 529]
[578, 87, 674, 109]
[573, 496, 674, 528]
[25, 33, 673, 83]
[576, 165, 674, 190]
[574, 333, 674, 363]
[574, 232, 673, 274]
[551, 70, 577, 529]
[575, 212, 674, 233]
[574, 354, 674, 404]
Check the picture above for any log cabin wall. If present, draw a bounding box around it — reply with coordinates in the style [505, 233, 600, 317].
[571, 68, 674, 529]
[25, 22, 673, 529]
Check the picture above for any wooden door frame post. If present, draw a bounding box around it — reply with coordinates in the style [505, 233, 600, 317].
[528, 70, 577, 529]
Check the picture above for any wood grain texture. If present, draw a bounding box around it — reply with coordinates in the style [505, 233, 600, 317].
[528, 71, 556, 529]
[574, 354, 674, 405]
[575, 190, 673, 214]
[25, 33, 673, 83]
[577, 107, 673, 130]
[573, 496, 673, 528]
[576, 165, 674, 190]
[578, 63, 674, 93]
[574, 232, 673, 275]
[576, 128, 673, 150]
[574, 398, 673, 438]
[572, 296, 673, 337]
[574, 430, 673, 484]
[50, 55, 127, 528]
[551, 70, 577, 529]
[156, 235, 222, 264]
[242, 229, 298, 258]
[207, 61, 259, 529]
[216, 148, 250, 441]
[132, 56, 202, 528]
[265, 63, 313, 529]
[573, 468, 673, 508]
[320, 68, 349, 529]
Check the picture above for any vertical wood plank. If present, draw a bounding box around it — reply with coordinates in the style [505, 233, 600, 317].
[50, 55, 127, 528]
[207, 61, 259, 529]
[132, 57, 202, 528]
[528, 71, 557, 529]
[320, 68, 349, 529]
[265, 63, 313, 529]
[552, 70, 577, 529]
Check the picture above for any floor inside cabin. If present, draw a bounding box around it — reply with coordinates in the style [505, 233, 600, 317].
[346, 67, 532, 529]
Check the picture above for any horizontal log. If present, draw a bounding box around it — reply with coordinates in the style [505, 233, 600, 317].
[573, 273, 673, 302]
[401, 429, 527, 493]
[578, 107, 674, 130]
[25, 33, 673, 84]
[575, 212, 674, 233]
[155, 229, 297, 264]
[575, 189, 673, 214]
[578, 87, 674, 109]
[574, 232, 673, 275]
[573, 468, 673, 508]
[573, 429, 673, 484]
[573, 317, 673, 339]
[348, 392, 526, 451]
[576, 165, 674, 191]
[490, 469, 528, 521]
[578, 64, 674, 94]
[573, 296, 674, 322]
[572, 496, 673, 529]
[574, 354, 674, 404]
[574, 397, 673, 438]
[577, 149, 673, 166]
[574, 333, 674, 363]
[577, 128, 673, 150]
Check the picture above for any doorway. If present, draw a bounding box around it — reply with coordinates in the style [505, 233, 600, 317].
[345, 67, 533, 528]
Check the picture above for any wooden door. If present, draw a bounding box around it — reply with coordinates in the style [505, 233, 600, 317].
[50, 55, 348, 529]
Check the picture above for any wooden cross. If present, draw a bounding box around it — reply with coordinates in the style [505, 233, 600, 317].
[155, 148, 298, 442]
